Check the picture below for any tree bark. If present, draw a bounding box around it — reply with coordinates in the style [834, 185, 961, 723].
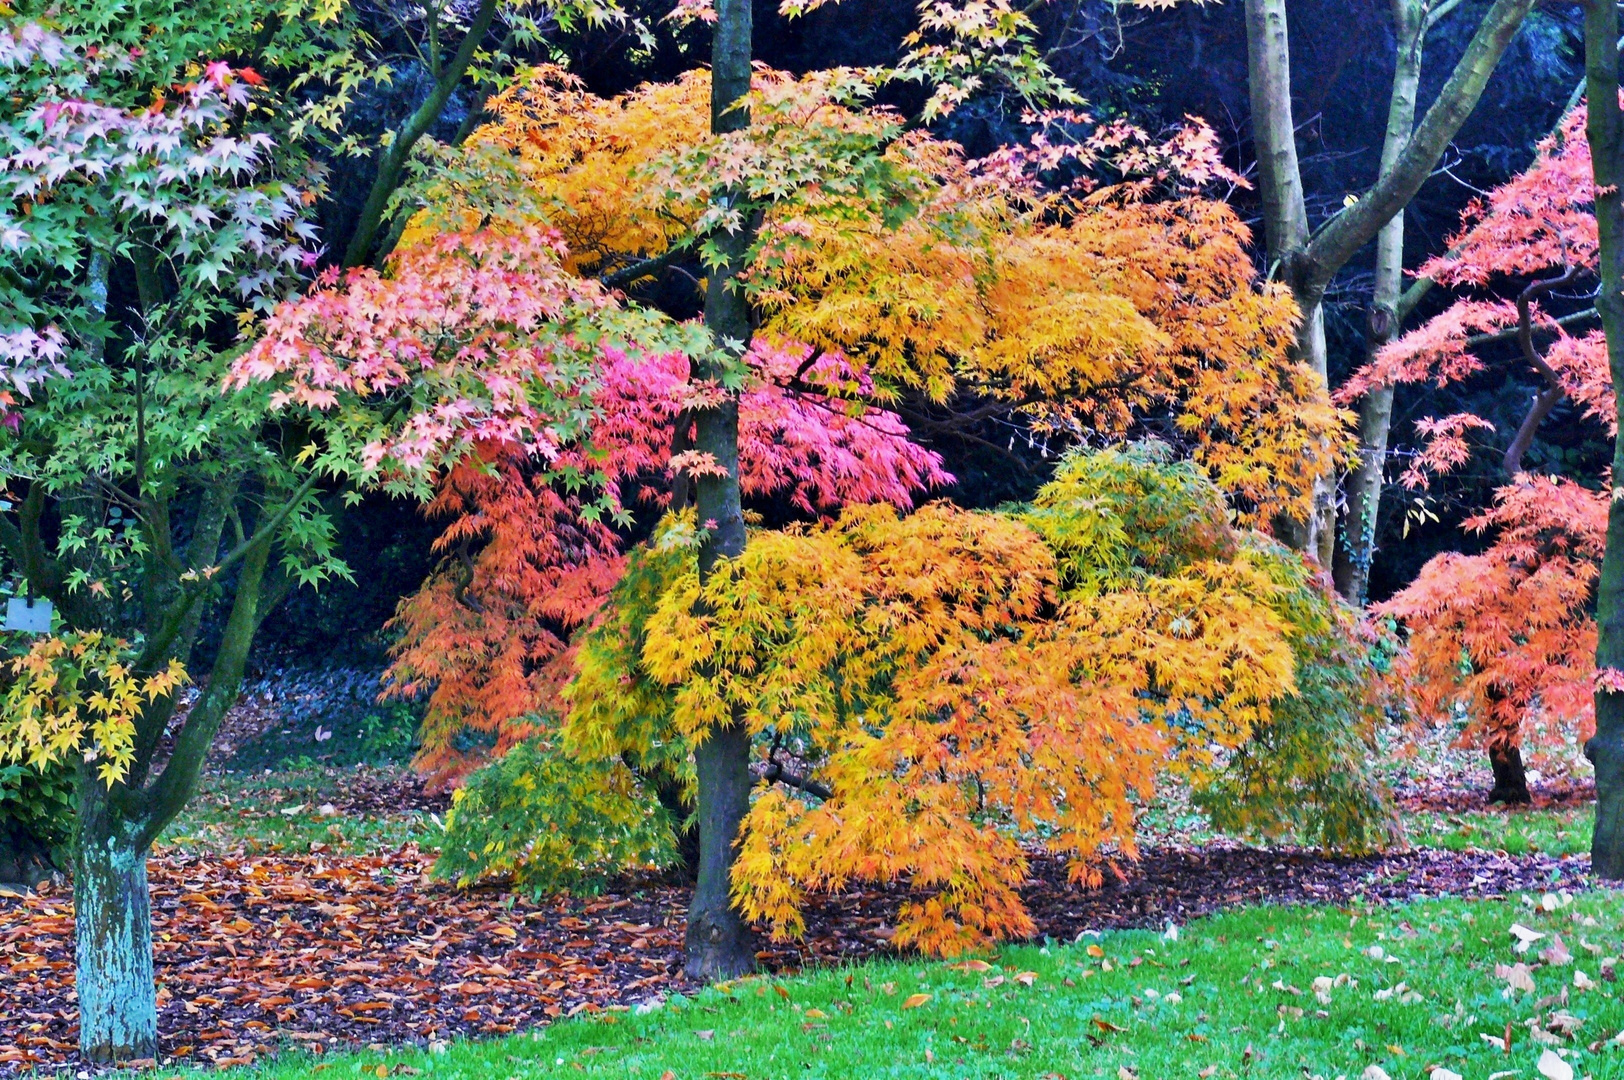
[1245, 0, 1534, 567]
[1487, 742, 1532, 805]
[1582, 0, 1624, 880]
[74, 772, 155, 1063]
[1244, 0, 1330, 559]
[1334, 0, 1426, 603]
[683, 0, 757, 982]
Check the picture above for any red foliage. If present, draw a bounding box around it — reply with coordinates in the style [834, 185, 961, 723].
[388, 341, 949, 787]
[1377, 476, 1606, 755]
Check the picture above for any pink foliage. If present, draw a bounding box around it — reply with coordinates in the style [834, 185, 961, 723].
[1400, 413, 1496, 490]
[233, 228, 621, 475]
[1337, 300, 1518, 401]
[1419, 107, 1597, 286]
[1546, 328, 1616, 433]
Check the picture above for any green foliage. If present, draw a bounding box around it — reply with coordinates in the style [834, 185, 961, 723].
[1192, 543, 1400, 854]
[435, 736, 676, 896]
[1019, 440, 1235, 595]
[1021, 443, 1397, 853]
[0, 760, 73, 866]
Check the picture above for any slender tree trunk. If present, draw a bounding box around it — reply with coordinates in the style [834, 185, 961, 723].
[1245, 0, 1329, 558]
[1582, 0, 1624, 879]
[74, 772, 155, 1063]
[683, 0, 757, 981]
[1335, 0, 1426, 603]
[1246, 0, 1533, 567]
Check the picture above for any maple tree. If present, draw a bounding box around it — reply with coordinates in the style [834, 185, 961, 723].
[1338, 102, 1610, 805]
[358, 0, 1370, 974]
[430, 444, 1392, 957]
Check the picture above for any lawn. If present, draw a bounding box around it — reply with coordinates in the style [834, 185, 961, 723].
[204, 892, 1624, 1080]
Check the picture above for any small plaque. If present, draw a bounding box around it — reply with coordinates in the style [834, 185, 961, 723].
[4, 597, 52, 634]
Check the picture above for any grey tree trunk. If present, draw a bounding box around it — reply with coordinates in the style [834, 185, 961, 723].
[1244, 0, 1534, 567]
[1334, 0, 1427, 604]
[74, 772, 156, 1063]
[683, 0, 758, 981]
[1245, 0, 1330, 560]
[1581, 0, 1624, 879]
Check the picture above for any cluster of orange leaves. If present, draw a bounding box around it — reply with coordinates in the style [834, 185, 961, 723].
[457, 66, 1347, 522]
[1378, 476, 1605, 755]
[559, 444, 1317, 955]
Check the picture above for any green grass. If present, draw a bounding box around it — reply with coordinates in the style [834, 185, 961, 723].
[204, 892, 1624, 1080]
[156, 766, 443, 857]
[1406, 805, 1595, 857]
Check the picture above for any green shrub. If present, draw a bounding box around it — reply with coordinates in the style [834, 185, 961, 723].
[434, 735, 677, 896]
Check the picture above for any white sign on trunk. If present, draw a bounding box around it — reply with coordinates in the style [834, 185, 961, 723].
[4, 597, 52, 634]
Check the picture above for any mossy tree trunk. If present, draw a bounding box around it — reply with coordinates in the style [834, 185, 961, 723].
[683, 0, 758, 982]
[74, 772, 157, 1061]
[1581, 0, 1624, 879]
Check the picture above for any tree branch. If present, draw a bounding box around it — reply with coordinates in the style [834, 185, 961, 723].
[1299, 0, 1535, 307]
[342, 0, 501, 269]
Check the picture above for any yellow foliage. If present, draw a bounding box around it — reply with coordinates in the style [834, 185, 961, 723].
[430, 66, 1351, 524]
[0, 632, 188, 785]
[576, 500, 1300, 955]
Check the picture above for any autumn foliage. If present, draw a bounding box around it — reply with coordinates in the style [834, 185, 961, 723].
[1343, 104, 1611, 766]
[232, 61, 1387, 954]
[1378, 477, 1605, 756]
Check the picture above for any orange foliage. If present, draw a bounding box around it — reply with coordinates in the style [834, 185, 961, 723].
[581, 498, 1299, 955]
[1376, 476, 1606, 755]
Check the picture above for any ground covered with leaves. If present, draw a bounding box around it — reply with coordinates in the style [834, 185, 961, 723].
[0, 838, 1592, 1071]
[187, 893, 1624, 1079]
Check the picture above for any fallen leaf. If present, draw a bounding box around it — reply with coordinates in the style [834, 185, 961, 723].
[1537, 1048, 1573, 1080]
[1361, 1066, 1392, 1080]
[949, 959, 992, 973]
[1495, 962, 1536, 993]
[901, 993, 930, 1010]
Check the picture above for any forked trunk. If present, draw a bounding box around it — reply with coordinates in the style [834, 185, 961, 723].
[1487, 743, 1532, 805]
[74, 773, 156, 1063]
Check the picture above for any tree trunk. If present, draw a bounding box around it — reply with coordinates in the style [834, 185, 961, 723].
[1245, 0, 1329, 558]
[1582, 0, 1624, 880]
[683, 0, 758, 981]
[74, 771, 156, 1063]
[1247, 0, 1533, 568]
[1334, 0, 1426, 604]
[1487, 743, 1532, 805]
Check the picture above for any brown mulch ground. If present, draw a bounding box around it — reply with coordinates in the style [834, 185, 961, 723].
[0, 843, 1591, 1072]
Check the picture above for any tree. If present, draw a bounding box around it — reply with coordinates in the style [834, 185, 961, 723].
[431, 443, 1392, 956]
[1336, 102, 1609, 803]
[1, 0, 651, 1055]
[1244, 0, 1536, 567]
[373, 16, 1361, 975]
[1578, 0, 1624, 879]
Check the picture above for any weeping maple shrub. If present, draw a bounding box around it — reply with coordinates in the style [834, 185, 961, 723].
[438, 445, 1393, 954]
[1376, 477, 1605, 798]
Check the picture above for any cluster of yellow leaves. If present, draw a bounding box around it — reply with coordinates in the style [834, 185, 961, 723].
[0, 632, 188, 785]
[431, 66, 1349, 525]
[566, 449, 1309, 954]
